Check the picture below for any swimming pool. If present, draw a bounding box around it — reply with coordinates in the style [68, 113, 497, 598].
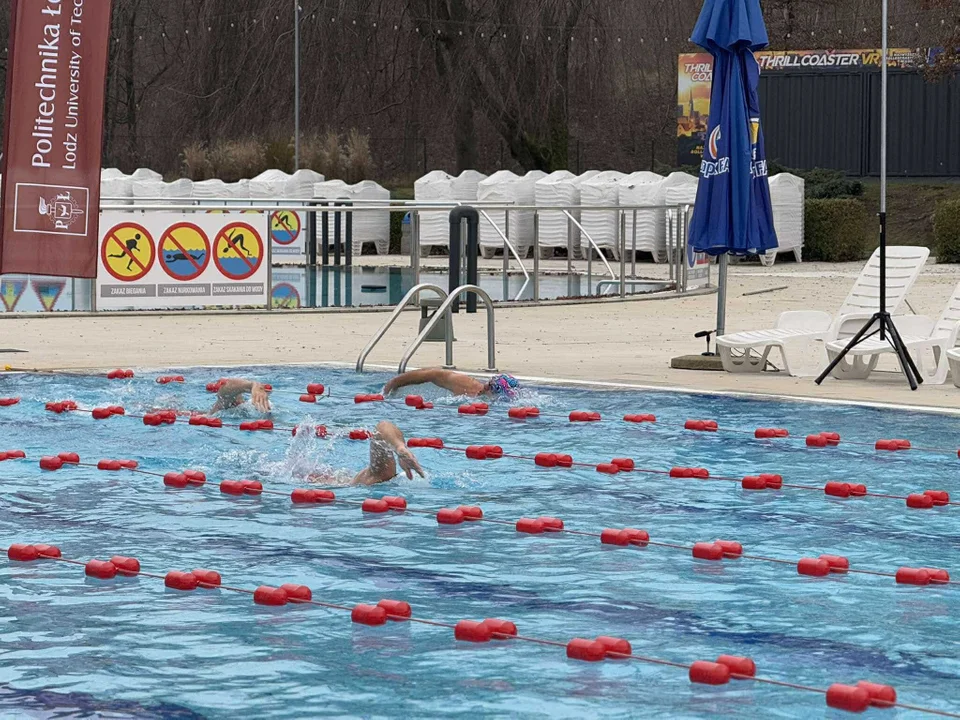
[1, 366, 958, 719]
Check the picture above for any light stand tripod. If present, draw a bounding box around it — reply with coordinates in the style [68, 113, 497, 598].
[815, 0, 921, 391]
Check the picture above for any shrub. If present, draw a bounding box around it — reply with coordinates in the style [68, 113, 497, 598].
[182, 142, 213, 180]
[208, 138, 266, 182]
[934, 200, 960, 263]
[804, 199, 871, 262]
[344, 129, 374, 183]
[265, 138, 295, 173]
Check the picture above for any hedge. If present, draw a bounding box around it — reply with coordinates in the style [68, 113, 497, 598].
[934, 200, 960, 264]
[804, 199, 871, 262]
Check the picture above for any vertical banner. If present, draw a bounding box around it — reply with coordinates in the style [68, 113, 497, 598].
[0, 0, 113, 278]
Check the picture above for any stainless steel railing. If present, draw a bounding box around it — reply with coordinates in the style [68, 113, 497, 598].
[356, 283, 449, 372]
[398, 285, 496, 373]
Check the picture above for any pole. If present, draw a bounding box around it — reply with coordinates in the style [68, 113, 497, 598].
[293, 0, 301, 170]
[717, 254, 728, 336]
[879, 0, 888, 339]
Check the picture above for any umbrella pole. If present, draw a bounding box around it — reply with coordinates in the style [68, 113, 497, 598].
[816, 0, 923, 390]
[716, 254, 728, 337]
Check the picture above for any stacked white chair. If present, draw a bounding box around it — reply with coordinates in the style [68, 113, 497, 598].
[662, 172, 699, 260]
[249, 169, 291, 200]
[477, 170, 520, 259]
[100, 170, 133, 207]
[131, 168, 163, 202]
[340, 180, 392, 255]
[161, 178, 194, 204]
[313, 179, 351, 245]
[414, 170, 456, 250]
[581, 171, 626, 259]
[516, 170, 546, 256]
[284, 169, 325, 200]
[764, 173, 805, 266]
[452, 170, 487, 204]
[618, 172, 666, 262]
[534, 170, 578, 256]
[191, 179, 229, 200]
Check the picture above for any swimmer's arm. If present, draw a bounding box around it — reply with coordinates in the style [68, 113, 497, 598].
[352, 421, 424, 485]
[383, 369, 486, 397]
[211, 379, 271, 414]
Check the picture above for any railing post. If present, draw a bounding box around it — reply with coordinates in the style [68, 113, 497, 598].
[334, 204, 342, 267]
[533, 211, 541, 302]
[344, 201, 353, 267]
[321, 202, 329, 266]
[619, 210, 626, 298]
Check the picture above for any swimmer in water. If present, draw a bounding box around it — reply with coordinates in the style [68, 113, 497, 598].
[205, 380, 421, 485]
[347, 420, 424, 486]
[211, 378, 272, 413]
[383, 369, 521, 400]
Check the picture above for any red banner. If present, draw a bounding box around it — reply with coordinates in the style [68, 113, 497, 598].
[0, 0, 113, 278]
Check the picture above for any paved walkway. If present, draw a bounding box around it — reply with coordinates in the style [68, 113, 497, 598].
[3, 259, 960, 411]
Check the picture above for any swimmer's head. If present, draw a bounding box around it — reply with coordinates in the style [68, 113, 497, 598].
[485, 374, 521, 400]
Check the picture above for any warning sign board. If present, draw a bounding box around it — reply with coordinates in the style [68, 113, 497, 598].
[159, 223, 211, 281]
[100, 223, 156, 281]
[271, 211, 301, 245]
[271, 282, 301, 309]
[1, 277, 26, 311]
[32, 280, 66, 312]
[96, 212, 268, 311]
[214, 222, 264, 281]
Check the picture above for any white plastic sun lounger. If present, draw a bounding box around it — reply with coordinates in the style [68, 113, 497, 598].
[948, 348, 960, 388]
[716, 246, 930, 377]
[825, 284, 960, 383]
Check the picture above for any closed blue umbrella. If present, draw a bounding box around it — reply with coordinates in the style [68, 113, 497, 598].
[688, 0, 778, 258]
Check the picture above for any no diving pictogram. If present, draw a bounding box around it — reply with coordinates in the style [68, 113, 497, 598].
[101, 223, 156, 282]
[271, 211, 301, 245]
[159, 223, 211, 281]
[214, 222, 264, 281]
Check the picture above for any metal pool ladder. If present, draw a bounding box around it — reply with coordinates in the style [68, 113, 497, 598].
[356, 283, 498, 374]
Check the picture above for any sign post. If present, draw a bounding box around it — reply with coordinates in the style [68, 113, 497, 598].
[0, 0, 113, 278]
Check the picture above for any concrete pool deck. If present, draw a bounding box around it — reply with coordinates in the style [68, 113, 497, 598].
[4, 258, 960, 412]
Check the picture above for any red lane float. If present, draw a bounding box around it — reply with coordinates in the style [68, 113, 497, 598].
[755, 428, 789, 439]
[110, 556, 141, 576]
[193, 569, 222, 587]
[299, 394, 317, 403]
[39, 456, 64, 471]
[906, 493, 934, 509]
[206, 380, 226, 393]
[0, 397, 21, 407]
[797, 558, 831, 577]
[569, 411, 601, 422]
[820, 555, 850, 573]
[717, 655, 756, 678]
[408, 438, 444, 449]
[436, 508, 465, 525]
[240, 420, 273, 432]
[458, 403, 490, 416]
[600, 528, 650, 547]
[611, 458, 635, 471]
[685, 420, 718, 432]
[689, 661, 731, 685]
[85, 559, 118, 579]
[465, 445, 503, 460]
[826, 684, 871, 713]
[291, 489, 336, 504]
[378, 599, 412, 620]
[596, 463, 620, 475]
[670, 467, 710, 479]
[458, 505, 483, 520]
[349, 429, 371, 441]
[624, 414, 656, 423]
[534, 453, 573, 468]
[165, 570, 199, 591]
[566, 638, 607, 662]
[156, 375, 185, 384]
[876, 439, 911, 451]
[924, 490, 950, 506]
[692, 542, 724, 561]
[351, 603, 387, 626]
[355, 394, 384, 404]
[0, 450, 26, 462]
[516, 518, 545, 534]
[508, 407, 541, 420]
[306, 383, 325, 395]
[107, 369, 134, 380]
[455, 620, 493, 643]
[254, 586, 289, 606]
[361, 498, 390, 514]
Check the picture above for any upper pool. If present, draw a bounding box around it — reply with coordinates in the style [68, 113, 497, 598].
[1, 366, 958, 719]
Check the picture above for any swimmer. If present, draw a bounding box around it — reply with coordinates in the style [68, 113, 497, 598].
[383, 369, 521, 400]
[211, 378, 272, 413]
[350, 421, 424, 486]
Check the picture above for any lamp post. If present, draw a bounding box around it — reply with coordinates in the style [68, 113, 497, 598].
[294, 0, 301, 170]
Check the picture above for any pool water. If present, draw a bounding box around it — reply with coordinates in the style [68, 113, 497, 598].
[1, 366, 959, 719]
[271, 266, 669, 309]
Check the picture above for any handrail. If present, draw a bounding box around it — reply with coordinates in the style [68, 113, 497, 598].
[477, 209, 530, 301]
[356, 283, 449, 372]
[399, 285, 497, 374]
[561, 210, 616, 282]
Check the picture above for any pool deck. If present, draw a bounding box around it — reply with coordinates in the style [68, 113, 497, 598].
[4, 257, 960, 412]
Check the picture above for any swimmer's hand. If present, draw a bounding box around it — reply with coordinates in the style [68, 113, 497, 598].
[250, 382, 272, 413]
[382, 376, 400, 396]
[396, 446, 424, 480]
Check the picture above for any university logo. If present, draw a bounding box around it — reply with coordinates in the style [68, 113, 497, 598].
[39, 191, 86, 231]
